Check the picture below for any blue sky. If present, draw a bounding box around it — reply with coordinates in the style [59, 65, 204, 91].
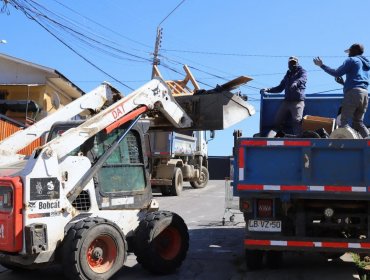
[1, 0, 370, 156]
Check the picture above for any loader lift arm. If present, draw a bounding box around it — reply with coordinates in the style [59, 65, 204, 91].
[36, 78, 192, 162]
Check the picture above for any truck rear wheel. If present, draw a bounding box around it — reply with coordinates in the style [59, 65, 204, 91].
[245, 249, 264, 270]
[134, 211, 189, 274]
[266, 251, 283, 269]
[170, 168, 183, 196]
[62, 217, 127, 280]
[190, 166, 209, 189]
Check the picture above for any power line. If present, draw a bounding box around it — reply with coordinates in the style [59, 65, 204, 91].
[158, 0, 187, 26]
[52, 0, 153, 50]
[162, 48, 348, 58]
[7, 0, 135, 90]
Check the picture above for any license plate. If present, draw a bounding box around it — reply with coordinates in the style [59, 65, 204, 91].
[248, 219, 282, 232]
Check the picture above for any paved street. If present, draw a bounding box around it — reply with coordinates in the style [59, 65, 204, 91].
[0, 180, 363, 279]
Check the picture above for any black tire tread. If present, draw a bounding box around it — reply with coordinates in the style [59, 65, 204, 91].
[190, 166, 209, 189]
[134, 211, 189, 274]
[62, 217, 126, 280]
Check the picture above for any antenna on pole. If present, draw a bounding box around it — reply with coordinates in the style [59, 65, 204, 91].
[151, 27, 163, 78]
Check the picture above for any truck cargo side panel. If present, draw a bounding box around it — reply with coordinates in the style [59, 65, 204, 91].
[244, 148, 303, 184]
[236, 138, 370, 195]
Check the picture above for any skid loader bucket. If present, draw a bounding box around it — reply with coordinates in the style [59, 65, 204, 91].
[148, 76, 256, 131]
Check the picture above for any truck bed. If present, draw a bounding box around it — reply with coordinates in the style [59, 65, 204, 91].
[234, 137, 370, 200]
[149, 131, 196, 157]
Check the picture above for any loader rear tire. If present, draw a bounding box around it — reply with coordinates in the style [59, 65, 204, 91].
[170, 168, 183, 196]
[62, 217, 127, 280]
[190, 166, 209, 189]
[134, 211, 189, 274]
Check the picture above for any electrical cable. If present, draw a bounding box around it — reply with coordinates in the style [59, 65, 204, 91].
[8, 0, 135, 90]
[24, 0, 152, 63]
[161, 48, 348, 58]
[158, 0, 187, 26]
[53, 0, 153, 50]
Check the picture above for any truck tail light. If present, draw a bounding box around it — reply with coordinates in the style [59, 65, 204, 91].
[257, 199, 273, 218]
[240, 198, 252, 212]
[0, 177, 23, 253]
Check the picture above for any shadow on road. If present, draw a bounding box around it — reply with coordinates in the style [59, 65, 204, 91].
[0, 226, 361, 280]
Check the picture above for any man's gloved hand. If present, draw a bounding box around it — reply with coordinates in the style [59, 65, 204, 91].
[260, 88, 269, 95]
[313, 57, 323, 67]
[291, 82, 298, 90]
[335, 76, 345, 85]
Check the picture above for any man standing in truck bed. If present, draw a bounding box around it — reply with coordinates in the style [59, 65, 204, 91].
[260, 56, 307, 136]
[314, 43, 370, 138]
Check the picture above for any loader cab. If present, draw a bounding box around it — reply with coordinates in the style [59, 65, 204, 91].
[48, 120, 153, 210]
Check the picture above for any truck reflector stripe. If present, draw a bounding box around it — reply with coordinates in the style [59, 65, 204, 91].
[240, 140, 266, 146]
[281, 185, 308, 191]
[324, 186, 351, 192]
[240, 140, 311, 147]
[271, 240, 287, 246]
[309, 186, 325, 191]
[245, 239, 370, 249]
[239, 168, 244, 181]
[264, 185, 281, 191]
[267, 141, 284, 146]
[284, 140, 311, 147]
[322, 242, 349, 248]
[238, 184, 264, 190]
[287, 241, 314, 247]
[238, 147, 244, 168]
[237, 184, 368, 193]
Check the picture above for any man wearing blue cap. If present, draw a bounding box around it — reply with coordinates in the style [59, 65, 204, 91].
[314, 43, 370, 138]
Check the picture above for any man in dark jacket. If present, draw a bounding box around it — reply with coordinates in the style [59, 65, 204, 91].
[260, 56, 307, 136]
[314, 43, 370, 138]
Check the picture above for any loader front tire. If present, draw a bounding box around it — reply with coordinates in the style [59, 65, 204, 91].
[134, 211, 189, 274]
[62, 217, 126, 280]
[190, 166, 209, 189]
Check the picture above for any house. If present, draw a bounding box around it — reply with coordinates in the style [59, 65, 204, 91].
[0, 53, 85, 154]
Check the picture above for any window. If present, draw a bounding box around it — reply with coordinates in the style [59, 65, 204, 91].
[95, 129, 146, 193]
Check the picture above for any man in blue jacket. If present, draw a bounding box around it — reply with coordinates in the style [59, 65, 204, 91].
[314, 43, 370, 138]
[260, 56, 307, 136]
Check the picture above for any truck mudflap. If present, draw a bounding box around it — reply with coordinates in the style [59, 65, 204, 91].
[244, 238, 370, 253]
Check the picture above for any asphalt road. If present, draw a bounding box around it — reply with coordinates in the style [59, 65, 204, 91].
[0, 180, 364, 279]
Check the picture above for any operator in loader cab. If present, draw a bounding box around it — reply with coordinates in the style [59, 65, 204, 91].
[260, 56, 307, 137]
[313, 43, 370, 138]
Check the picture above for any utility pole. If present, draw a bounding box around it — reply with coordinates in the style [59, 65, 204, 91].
[151, 27, 163, 78]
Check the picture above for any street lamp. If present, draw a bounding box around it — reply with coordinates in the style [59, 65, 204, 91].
[0, 40, 7, 44]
